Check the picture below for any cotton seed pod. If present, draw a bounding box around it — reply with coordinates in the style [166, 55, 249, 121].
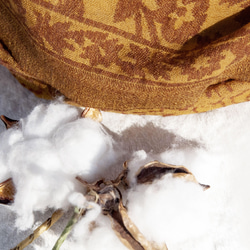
[136, 160, 210, 190]
[0, 115, 19, 129]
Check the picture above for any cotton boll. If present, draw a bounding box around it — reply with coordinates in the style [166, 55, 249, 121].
[157, 147, 236, 248]
[53, 118, 115, 181]
[165, 126, 250, 250]
[127, 175, 211, 247]
[8, 138, 75, 229]
[158, 137, 250, 250]
[21, 103, 80, 139]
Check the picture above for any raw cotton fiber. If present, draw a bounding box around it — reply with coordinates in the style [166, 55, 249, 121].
[0, 65, 250, 250]
[0, 102, 116, 233]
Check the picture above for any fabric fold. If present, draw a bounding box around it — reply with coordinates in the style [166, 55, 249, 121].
[0, 0, 250, 115]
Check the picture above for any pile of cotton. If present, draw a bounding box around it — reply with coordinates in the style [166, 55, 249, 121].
[0, 102, 117, 230]
[1, 65, 250, 250]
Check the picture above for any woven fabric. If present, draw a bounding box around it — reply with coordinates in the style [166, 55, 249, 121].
[0, 0, 250, 115]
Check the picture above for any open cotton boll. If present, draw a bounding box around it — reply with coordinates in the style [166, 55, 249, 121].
[127, 174, 211, 248]
[157, 125, 250, 250]
[21, 102, 80, 139]
[53, 118, 115, 181]
[8, 138, 75, 229]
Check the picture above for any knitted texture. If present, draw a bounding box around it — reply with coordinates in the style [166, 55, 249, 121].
[0, 0, 250, 115]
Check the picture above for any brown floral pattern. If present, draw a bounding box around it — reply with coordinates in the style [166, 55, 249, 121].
[114, 0, 210, 44]
[0, 0, 250, 115]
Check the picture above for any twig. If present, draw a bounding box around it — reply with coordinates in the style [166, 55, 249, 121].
[52, 207, 86, 250]
[10, 209, 64, 250]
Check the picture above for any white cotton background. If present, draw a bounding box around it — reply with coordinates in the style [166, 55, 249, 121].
[0, 64, 250, 250]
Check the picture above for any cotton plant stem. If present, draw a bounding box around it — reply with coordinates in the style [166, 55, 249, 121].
[52, 207, 86, 250]
[10, 209, 64, 250]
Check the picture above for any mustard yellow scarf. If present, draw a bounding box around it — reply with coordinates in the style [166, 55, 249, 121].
[0, 0, 249, 115]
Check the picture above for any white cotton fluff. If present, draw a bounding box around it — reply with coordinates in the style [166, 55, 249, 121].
[9, 138, 74, 229]
[127, 164, 212, 248]
[0, 102, 116, 229]
[71, 205, 127, 250]
[53, 118, 115, 180]
[21, 102, 80, 139]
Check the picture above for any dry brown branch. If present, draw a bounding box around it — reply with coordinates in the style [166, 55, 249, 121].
[10, 209, 64, 250]
[118, 201, 168, 250]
